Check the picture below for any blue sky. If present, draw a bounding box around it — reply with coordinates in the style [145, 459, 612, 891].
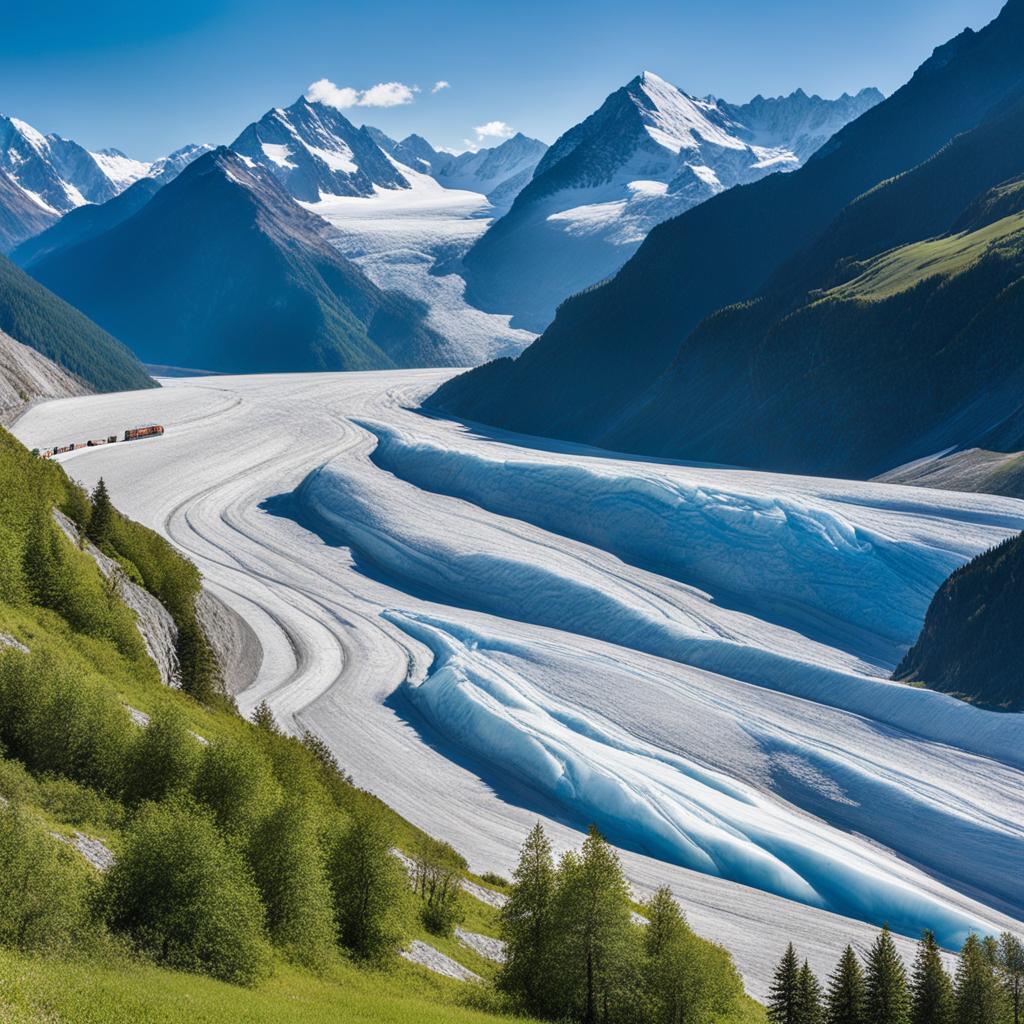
[1, 0, 1007, 159]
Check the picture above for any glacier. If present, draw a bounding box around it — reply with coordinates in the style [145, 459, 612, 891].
[13, 370, 1024, 999]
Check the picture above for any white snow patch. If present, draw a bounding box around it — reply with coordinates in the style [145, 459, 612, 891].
[402, 939, 482, 982]
[456, 928, 506, 962]
[261, 142, 298, 169]
[90, 150, 152, 188]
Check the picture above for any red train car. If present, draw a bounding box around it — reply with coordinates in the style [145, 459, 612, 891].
[123, 424, 165, 442]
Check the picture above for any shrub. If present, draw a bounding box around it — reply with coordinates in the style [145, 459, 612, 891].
[328, 807, 408, 960]
[124, 707, 200, 805]
[101, 801, 271, 985]
[191, 738, 280, 842]
[248, 801, 336, 968]
[412, 836, 465, 938]
[0, 649, 132, 795]
[0, 803, 94, 952]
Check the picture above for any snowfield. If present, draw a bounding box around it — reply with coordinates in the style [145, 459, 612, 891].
[304, 164, 535, 365]
[13, 371, 1024, 1000]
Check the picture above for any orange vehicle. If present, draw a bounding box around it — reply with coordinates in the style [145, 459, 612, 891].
[123, 424, 165, 442]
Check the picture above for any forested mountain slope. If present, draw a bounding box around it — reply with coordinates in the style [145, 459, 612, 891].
[0, 251, 154, 393]
[430, 0, 1024, 452]
[895, 532, 1024, 710]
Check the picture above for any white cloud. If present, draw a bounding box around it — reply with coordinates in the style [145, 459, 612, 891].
[432, 80, 451, 93]
[473, 120, 514, 141]
[360, 81, 420, 107]
[306, 79, 360, 108]
[305, 78, 419, 110]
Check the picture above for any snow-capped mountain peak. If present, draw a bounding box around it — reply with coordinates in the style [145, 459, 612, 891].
[231, 96, 411, 201]
[632, 71, 746, 155]
[358, 124, 547, 209]
[0, 113, 116, 213]
[461, 72, 883, 330]
[89, 148, 152, 190]
[0, 112, 212, 246]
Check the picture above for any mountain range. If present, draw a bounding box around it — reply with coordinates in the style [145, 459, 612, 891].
[430, 0, 1024, 486]
[459, 73, 882, 330]
[23, 148, 451, 373]
[0, 114, 211, 251]
[367, 127, 548, 208]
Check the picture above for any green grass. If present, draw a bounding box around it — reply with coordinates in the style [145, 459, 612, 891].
[0, 947, 529, 1024]
[829, 210, 1024, 301]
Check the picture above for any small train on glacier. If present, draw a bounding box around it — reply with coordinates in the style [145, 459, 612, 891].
[34, 424, 165, 459]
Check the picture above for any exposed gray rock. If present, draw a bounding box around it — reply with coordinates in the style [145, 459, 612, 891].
[51, 508, 181, 686]
[461, 878, 508, 909]
[0, 632, 29, 654]
[0, 329, 88, 425]
[196, 589, 263, 695]
[50, 830, 115, 872]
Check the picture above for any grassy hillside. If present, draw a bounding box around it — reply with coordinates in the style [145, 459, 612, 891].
[0, 950, 519, 1024]
[0, 252, 154, 394]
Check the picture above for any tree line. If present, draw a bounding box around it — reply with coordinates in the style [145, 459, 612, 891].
[496, 823, 748, 1024]
[767, 927, 1023, 1024]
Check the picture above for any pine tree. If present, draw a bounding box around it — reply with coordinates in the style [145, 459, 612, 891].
[88, 478, 115, 548]
[955, 934, 1006, 1024]
[497, 822, 558, 1017]
[251, 700, 279, 733]
[769, 944, 803, 1024]
[911, 930, 954, 1024]
[826, 946, 866, 1024]
[797, 960, 824, 1024]
[997, 933, 1024, 1024]
[866, 926, 910, 1024]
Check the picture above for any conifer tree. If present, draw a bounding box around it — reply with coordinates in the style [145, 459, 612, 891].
[797, 960, 824, 1024]
[251, 700, 279, 733]
[827, 945, 866, 1024]
[955, 934, 1006, 1024]
[769, 943, 803, 1024]
[866, 926, 910, 1024]
[498, 822, 558, 1017]
[911, 930, 954, 1024]
[997, 933, 1024, 1024]
[88, 478, 115, 548]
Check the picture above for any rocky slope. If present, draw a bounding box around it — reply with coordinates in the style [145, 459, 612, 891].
[0, 329, 89, 425]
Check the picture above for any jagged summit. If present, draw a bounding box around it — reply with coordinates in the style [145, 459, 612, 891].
[231, 95, 410, 201]
[460, 70, 881, 330]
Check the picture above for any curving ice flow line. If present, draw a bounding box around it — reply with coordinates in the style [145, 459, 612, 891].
[12, 370, 1024, 1000]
